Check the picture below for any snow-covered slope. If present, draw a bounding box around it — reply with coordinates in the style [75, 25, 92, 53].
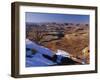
[26, 39, 57, 67]
[26, 39, 80, 67]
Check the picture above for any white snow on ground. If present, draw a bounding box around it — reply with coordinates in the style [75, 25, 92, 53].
[56, 49, 70, 58]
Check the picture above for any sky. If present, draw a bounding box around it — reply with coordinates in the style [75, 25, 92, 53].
[25, 12, 89, 24]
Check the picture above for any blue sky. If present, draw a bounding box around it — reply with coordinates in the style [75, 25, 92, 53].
[25, 12, 89, 24]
